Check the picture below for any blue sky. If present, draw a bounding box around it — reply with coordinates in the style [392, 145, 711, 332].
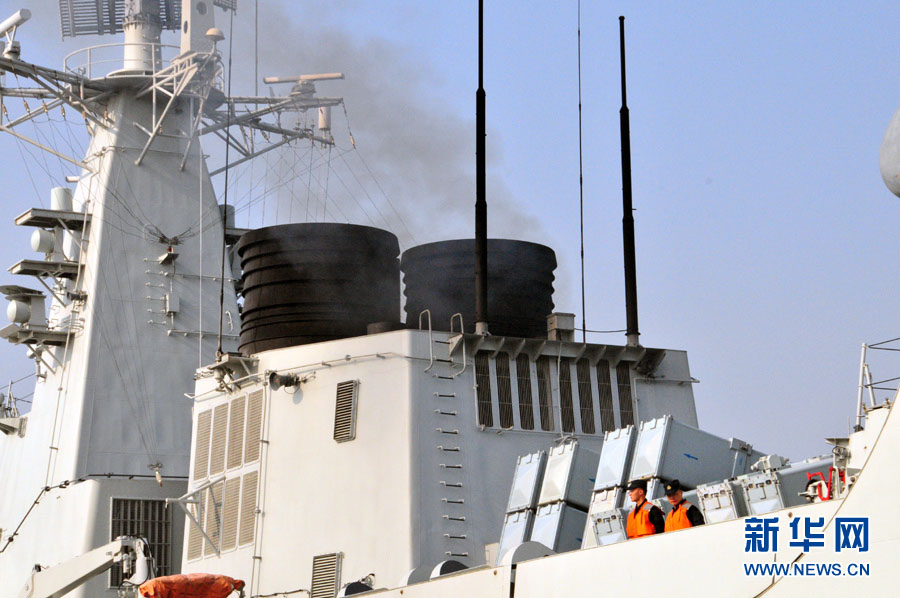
[0, 1, 898, 460]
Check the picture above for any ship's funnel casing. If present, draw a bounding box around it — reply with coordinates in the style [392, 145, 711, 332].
[237, 223, 401, 355]
[401, 239, 556, 337]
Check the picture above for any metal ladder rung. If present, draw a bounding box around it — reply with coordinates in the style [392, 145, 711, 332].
[443, 534, 467, 540]
[441, 498, 465, 504]
[437, 446, 460, 452]
[445, 551, 469, 557]
[440, 481, 463, 488]
[434, 375, 454, 380]
[443, 515, 466, 522]
[440, 464, 463, 469]
[434, 393, 456, 398]
[434, 340, 451, 345]
[434, 410, 457, 416]
[435, 428, 459, 435]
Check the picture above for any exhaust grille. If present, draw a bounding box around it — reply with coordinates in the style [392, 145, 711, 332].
[558, 357, 575, 433]
[109, 498, 170, 586]
[193, 410, 212, 480]
[221, 477, 241, 551]
[536, 356, 554, 431]
[616, 362, 634, 427]
[245, 390, 264, 463]
[576, 359, 596, 434]
[515, 354, 534, 430]
[227, 395, 246, 469]
[311, 552, 343, 598]
[333, 381, 359, 442]
[474, 353, 493, 427]
[203, 481, 224, 556]
[495, 352, 514, 429]
[209, 404, 228, 476]
[596, 360, 615, 432]
[186, 492, 206, 560]
[239, 471, 259, 546]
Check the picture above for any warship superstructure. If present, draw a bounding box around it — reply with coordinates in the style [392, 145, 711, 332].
[0, 3, 898, 598]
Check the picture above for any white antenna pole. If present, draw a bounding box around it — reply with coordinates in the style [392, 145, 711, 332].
[855, 343, 867, 430]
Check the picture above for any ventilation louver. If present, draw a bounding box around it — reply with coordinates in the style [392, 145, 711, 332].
[193, 410, 212, 480]
[311, 552, 343, 598]
[333, 381, 359, 442]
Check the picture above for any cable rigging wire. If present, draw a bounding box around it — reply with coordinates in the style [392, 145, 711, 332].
[577, 0, 587, 343]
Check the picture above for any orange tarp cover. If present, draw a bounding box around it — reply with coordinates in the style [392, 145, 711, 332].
[139, 573, 245, 598]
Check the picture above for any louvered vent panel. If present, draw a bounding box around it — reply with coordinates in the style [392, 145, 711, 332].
[220, 477, 241, 551]
[227, 396, 246, 469]
[209, 404, 228, 476]
[576, 359, 596, 434]
[186, 493, 206, 560]
[239, 471, 258, 546]
[559, 357, 575, 433]
[109, 499, 171, 585]
[333, 381, 359, 442]
[536, 356, 554, 431]
[193, 410, 212, 480]
[245, 390, 264, 463]
[310, 552, 343, 598]
[496, 353, 514, 429]
[616, 362, 635, 427]
[515, 354, 535, 430]
[596, 360, 616, 432]
[203, 481, 224, 556]
[474, 352, 493, 427]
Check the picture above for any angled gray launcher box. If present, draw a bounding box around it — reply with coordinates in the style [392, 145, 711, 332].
[582, 488, 623, 548]
[588, 508, 629, 547]
[629, 415, 762, 488]
[538, 440, 600, 510]
[497, 509, 535, 564]
[739, 455, 832, 516]
[531, 501, 587, 553]
[506, 450, 548, 512]
[593, 425, 637, 492]
[697, 480, 747, 523]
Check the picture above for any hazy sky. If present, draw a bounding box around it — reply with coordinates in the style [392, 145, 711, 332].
[0, 1, 898, 461]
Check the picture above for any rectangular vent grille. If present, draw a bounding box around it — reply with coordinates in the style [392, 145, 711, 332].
[186, 491, 206, 560]
[193, 410, 212, 480]
[576, 359, 596, 434]
[495, 352, 514, 429]
[110, 499, 170, 586]
[536, 356, 554, 431]
[220, 477, 241, 551]
[616, 362, 635, 427]
[227, 395, 246, 469]
[558, 357, 575, 433]
[333, 381, 359, 442]
[311, 552, 343, 598]
[239, 471, 258, 546]
[515, 354, 535, 430]
[474, 353, 493, 427]
[245, 390, 264, 463]
[209, 404, 228, 476]
[596, 360, 616, 432]
[203, 481, 224, 556]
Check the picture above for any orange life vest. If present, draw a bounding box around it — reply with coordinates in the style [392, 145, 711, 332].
[139, 573, 245, 598]
[665, 500, 696, 532]
[626, 500, 657, 538]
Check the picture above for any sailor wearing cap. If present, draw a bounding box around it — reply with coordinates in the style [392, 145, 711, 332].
[625, 479, 665, 539]
[663, 479, 705, 532]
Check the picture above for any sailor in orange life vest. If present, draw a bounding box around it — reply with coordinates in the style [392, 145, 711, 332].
[625, 478, 665, 538]
[663, 479, 705, 532]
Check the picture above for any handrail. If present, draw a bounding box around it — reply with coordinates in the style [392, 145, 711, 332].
[63, 42, 181, 79]
[420, 309, 434, 372]
[450, 313, 468, 378]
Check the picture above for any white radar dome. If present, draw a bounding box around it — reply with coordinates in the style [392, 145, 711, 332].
[879, 105, 900, 198]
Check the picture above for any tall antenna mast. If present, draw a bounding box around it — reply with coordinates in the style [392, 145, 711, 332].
[474, 0, 488, 335]
[619, 16, 640, 347]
